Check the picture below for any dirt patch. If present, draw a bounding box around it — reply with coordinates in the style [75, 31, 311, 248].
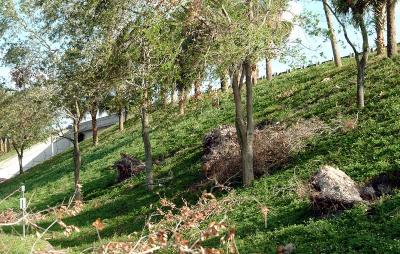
[361, 170, 400, 200]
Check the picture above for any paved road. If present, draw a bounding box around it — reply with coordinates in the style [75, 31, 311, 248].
[0, 142, 51, 179]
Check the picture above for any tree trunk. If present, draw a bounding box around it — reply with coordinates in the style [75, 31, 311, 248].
[194, 79, 201, 100]
[374, 1, 386, 55]
[0, 139, 4, 153]
[171, 84, 178, 106]
[72, 101, 82, 201]
[220, 70, 228, 92]
[323, 0, 342, 67]
[231, 60, 255, 187]
[357, 63, 366, 108]
[141, 90, 153, 191]
[251, 64, 258, 85]
[161, 86, 168, 108]
[91, 100, 99, 146]
[178, 88, 187, 115]
[239, 64, 245, 90]
[243, 60, 255, 186]
[357, 16, 369, 109]
[387, 0, 397, 57]
[18, 152, 23, 175]
[4, 138, 9, 153]
[266, 58, 273, 81]
[118, 107, 125, 131]
[11, 142, 23, 174]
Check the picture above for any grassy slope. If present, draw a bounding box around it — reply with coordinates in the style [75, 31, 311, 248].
[0, 150, 16, 163]
[0, 55, 400, 253]
[0, 234, 51, 253]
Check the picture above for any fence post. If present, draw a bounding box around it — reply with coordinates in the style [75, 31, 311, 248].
[20, 184, 26, 237]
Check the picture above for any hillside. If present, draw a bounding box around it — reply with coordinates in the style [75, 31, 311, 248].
[1, 55, 400, 253]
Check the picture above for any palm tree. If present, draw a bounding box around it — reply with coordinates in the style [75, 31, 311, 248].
[386, 0, 398, 57]
[373, 0, 386, 55]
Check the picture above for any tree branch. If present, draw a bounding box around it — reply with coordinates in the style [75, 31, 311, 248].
[323, 1, 360, 63]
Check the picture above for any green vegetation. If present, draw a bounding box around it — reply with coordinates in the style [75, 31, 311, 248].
[0, 150, 16, 163]
[1, 55, 400, 253]
[0, 234, 51, 253]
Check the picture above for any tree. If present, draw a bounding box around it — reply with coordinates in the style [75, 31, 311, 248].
[265, 58, 273, 81]
[327, 0, 370, 108]
[386, 0, 398, 57]
[263, 8, 293, 81]
[106, 82, 132, 132]
[0, 88, 54, 174]
[0, 88, 11, 154]
[193, 0, 291, 186]
[175, 0, 212, 113]
[107, 2, 182, 191]
[219, 69, 229, 92]
[323, 0, 342, 67]
[373, 0, 386, 55]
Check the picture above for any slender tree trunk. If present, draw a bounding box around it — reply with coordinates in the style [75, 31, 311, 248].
[374, 1, 386, 55]
[125, 106, 129, 121]
[4, 138, 9, 153]
[266, 58, 273, 81]
[194, 79, 202, 100]
[160, 86, 168, 109]
[118, 106, 125, 131]
[91, 100, 99, 146]
[243, 59, 255, 185]
[0, 139, 4, 153]
[171, 84, 178, 105]
[251, 64, 258, 85]
[239, 64, 245, 90]
[11, 142, 23, 174]
[357, 17, 369, 109]
[323, 0, 342, 67]
[178, 88, 187, 115]
[357, 63, 366, 108]
[387, 0, 397, 57]
[141, 89, 153, 191]
[220, 70, 228, 92]
[231, 61, 255, 187]
[18, 151, 23, 174]
[72, 101, 82, 201]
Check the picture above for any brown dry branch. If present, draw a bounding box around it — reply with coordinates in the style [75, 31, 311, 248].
[30, 192, 83, 254]
[0, 208, 19, 224]
[96, 192, 243, 253]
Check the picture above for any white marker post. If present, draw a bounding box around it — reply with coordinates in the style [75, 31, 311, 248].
[20, 184, 26, 238]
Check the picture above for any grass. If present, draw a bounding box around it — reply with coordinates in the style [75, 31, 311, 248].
[0, 234, 51, 253]
[0, 150, 16, 163]
[0, 54, 400, 253]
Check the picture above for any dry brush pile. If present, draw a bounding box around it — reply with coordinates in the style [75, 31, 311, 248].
[202, 119, 325, 185]
[114, 153, 145, 182]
